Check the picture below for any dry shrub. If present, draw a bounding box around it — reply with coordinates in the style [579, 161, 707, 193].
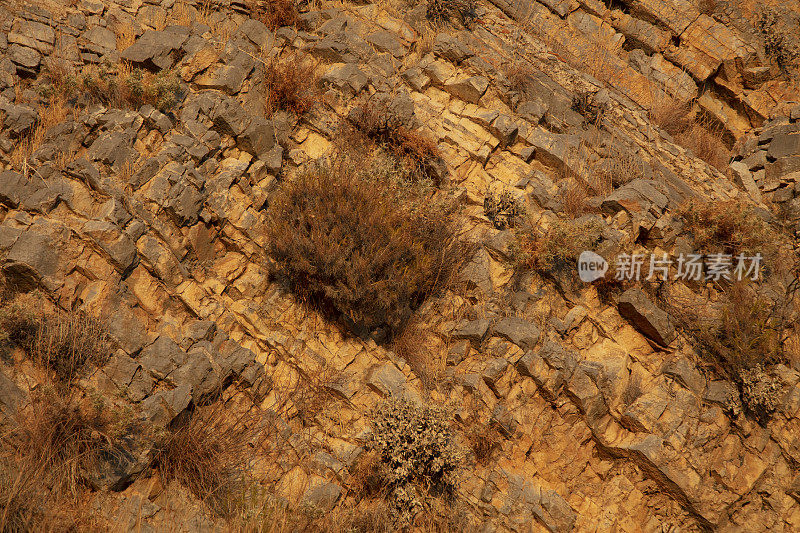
[514, 216, 604, 274]
[153, 403, 261, 518]
[265, 157, 464, 337]
[648, 95, 730, 170]
[0, 296, 110, 383]
[344, 100, 445, 185]
[757, 8, 800, 75]
[678, 199, 778, 258]
[426, 0, 478, 27]
[264, 56, 319, 117]
[666, 282, 797, 421]
[0, 389, 112, 531]
[464, 423, 502, 466]
[571, 91, 607, 126]
[250, 0, 299, 31]
[393, 319, 440, 390]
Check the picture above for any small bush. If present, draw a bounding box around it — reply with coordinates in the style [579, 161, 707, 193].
[571, 91, 607, 126]
[369, 398, 462, 526]
[427, 0, 479, 27]
[344, 100, 445, 185]
[0, 297, 109, 383]
[666, 282, 795, 422]
[264, 56, 319, 117]
[513, 217, 604, 274]
[678, 200, 777, 258]
[249, 0, 299, 31]
[265, 158, 463, 337]
[484, 188, 523, 229]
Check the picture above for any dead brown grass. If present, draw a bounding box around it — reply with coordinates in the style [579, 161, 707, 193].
[678, 199, 778, 258]
[648, 95, 731, 170]
[0, 388, 112, 532]
[265, 154, 465, 338]
[249, 0, 300, 31]
[0, 296, 110, 384]
[9, 95, 68, 170]
[344, 99, 445, 185]
[153, 402, 262, 519]
[264, 56, 319, 117]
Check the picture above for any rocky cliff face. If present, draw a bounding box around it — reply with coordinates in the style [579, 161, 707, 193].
[0, 0, 799, 531]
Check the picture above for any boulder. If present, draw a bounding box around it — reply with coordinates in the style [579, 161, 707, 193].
[492, 317, 541, 351]
[618, 288, 676, 347]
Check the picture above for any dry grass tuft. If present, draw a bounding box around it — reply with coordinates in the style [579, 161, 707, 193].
[513, 216, 604, 274]
[153, 403, 261, 519]
[265, 156, 464, 338]
[648, 94, 731, 170]
[0, 296, 110, 384]
[0, 389, 112, 531]
[264, 56, 319, 117]
[249, 0, 300, 31]
[677, 199, 778, 258]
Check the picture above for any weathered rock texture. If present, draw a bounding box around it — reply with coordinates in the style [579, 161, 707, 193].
[0, 0, 799, 531]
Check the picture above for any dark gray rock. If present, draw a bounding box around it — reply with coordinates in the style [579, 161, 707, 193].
[0, 102, 37, 136]
[121, 30, 187, 70]
[452, 318, 490, 345]
[302, 482, 342, 510]
[492, 317, 541, 351]
[444, 75, 489, 104]
[321, 63, 368, 94]
[139, 335, 188, 381]
[141, 383, 192, 426]
[618, 288, 676, 347]
[238, 117, 276, 160]
[433, 33, 474, 63]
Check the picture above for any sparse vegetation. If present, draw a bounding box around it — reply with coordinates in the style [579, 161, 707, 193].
[265, 155, 464, 337]
[648, 95, 730, 171]
[426, 0, 479, 28]
[757, 8, 800, 75]
[484, 188, 524, 229]
[264, 55, 319, 117]
[571, 91, 607, 126]
[513, 216, 604, 274]
[678, 199, 778, 259]
[249, 0, 299, 31]
[344, 99, 445, 186]
[153, 403, 261, 519]
[0, 388, 113, 532]
[666, 281, 797, 422]
[43, 61, 182, 112]
[0, 295, 109, 384]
